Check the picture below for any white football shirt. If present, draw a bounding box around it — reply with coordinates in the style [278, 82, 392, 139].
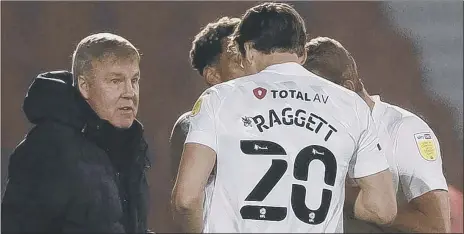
[185, 62, 389, 233]
[344, 95, 448, 233]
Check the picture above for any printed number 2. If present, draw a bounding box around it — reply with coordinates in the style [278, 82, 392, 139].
[239, 140, 337, 225]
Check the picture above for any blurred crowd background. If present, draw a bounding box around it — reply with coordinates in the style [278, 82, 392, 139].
[1, 1, 462, 232]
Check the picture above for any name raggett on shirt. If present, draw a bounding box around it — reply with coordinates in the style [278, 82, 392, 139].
[251, 107, 338, 141]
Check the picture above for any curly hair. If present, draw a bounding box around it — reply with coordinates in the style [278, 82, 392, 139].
[190, 17, 240, 76]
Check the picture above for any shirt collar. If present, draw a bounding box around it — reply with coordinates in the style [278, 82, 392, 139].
[261, 62, 313, 77]
[371, 95, 387, 122]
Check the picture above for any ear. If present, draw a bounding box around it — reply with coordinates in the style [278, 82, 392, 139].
[237, 54, 245, 69]
[203, 67, 221, 86]
[342, 79, 356, 91]
[78, 75, 90, 99]
[244, 42, 255, 64]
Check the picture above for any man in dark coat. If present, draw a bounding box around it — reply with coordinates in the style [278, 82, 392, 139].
[2, 33, 152, 233]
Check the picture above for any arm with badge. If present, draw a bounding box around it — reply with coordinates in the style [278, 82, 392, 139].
[388, 120, 450, 233]
[172, 91, 218, 233]
[348, 104, 397, 225]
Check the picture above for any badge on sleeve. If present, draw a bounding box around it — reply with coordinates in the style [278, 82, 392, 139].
[191, 97, 203, 117]
[414, 132, 437, 161]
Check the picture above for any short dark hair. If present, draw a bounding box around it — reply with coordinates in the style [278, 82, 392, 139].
[231, 2, 306, 56]
[72, 33, 140, 86]
[303, 37, 357, 85]
[190, 17, 241, 76]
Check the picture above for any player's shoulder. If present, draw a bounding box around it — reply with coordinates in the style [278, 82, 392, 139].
[204, 73, 264, 100]
[306, 72, 361, 97]
[170, 111, 191, 139]
[213, 72, 263, 90]
[308, 74, 369, 113]
[384, 103, 433, 134]
[326, 84, 371, 121]
[202, 80, 236, 99]
[174, 111, 192, 128]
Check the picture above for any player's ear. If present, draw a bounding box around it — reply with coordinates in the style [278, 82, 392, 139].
[204, 66, 221, 86]
[342, 79, 356, 92]
[244, 42, 255, 64]
[78, 75, 90, 99]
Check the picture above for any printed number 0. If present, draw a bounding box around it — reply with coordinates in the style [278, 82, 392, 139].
[239, 140, 337, 225]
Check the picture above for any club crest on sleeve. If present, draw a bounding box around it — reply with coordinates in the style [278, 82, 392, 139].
[414, 132, 437, 161]
[191, 97, 203, 117]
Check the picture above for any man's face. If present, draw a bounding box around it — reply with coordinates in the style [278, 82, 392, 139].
[81, 55, 140, 129]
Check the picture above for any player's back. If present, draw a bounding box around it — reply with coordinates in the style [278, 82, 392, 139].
[203, 62, 380, 233]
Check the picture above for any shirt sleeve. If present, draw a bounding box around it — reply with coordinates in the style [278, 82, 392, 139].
[184, 88, 220, 153]
[394, 117, 448, 202]
[348, 98, 390, 178]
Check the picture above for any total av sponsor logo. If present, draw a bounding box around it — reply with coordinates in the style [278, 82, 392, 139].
[252, 87, 329, 104]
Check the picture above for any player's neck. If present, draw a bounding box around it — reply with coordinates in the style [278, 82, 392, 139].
[255, 53, 300, 72]
[358, 89, 375, 111]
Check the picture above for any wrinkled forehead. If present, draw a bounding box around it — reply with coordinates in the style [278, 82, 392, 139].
[89, 54, 140, 78]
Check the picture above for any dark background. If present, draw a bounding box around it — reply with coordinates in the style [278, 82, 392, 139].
[1, 1, 462, 232]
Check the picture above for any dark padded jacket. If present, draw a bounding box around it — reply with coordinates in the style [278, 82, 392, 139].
[2, 71, 151, 233]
